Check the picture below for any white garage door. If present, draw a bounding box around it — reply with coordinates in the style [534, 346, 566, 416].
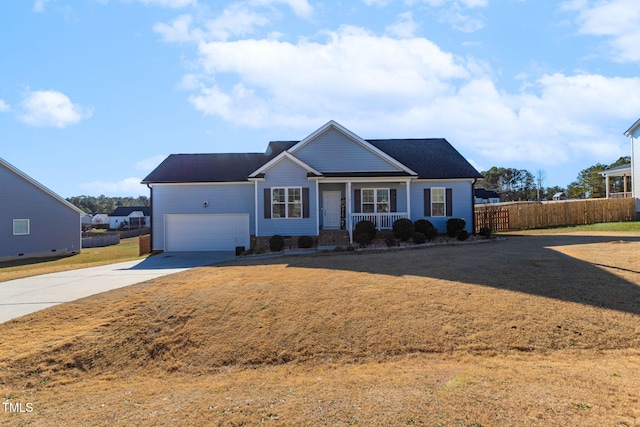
[165, 214, 250, 252]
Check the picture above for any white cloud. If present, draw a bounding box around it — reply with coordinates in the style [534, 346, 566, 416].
[136, 0, 197, 8]
[33, 0, 49, 12]
[79, 178, 147, 197]
[0, 100, 10, 112]
[567, 0, 640, 62]
[385, 12, 419, 38]
[18, 90, 93, 128]
[250, 0, 313, 18]
[135, 155, 167, 172]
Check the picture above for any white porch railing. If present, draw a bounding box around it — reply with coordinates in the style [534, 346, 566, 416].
[610, 192, 632, 199]
[351, 212, 409, 230]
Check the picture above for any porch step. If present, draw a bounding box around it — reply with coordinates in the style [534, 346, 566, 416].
[318, 230, 350, 247]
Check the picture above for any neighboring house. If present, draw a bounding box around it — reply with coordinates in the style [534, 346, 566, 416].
[108, 206, 151, 229]
[0, 157, 83, 262]
[474, 188, 500, 204]
[91, 213, 110, 227]
[142, 121, 482, 252]
[624, 118, 640, 219]
[553, 192, 568, 201]
[599, 164, 632, 199]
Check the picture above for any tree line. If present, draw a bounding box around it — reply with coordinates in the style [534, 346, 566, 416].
[479, 156, 630, 202]
[66, 195, 150, 213]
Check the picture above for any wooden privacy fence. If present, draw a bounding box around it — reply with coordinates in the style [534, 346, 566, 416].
[475, 197, 636, 232]
[82, 234, 120, 248]
[139, 234, 151, 256]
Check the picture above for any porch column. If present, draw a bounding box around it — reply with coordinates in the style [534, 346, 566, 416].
[605, 175, 610, 198]
[315, 179, 320, 236]
[346, 181, 353, 243]
[406, 180, 411, 219]
[624, 174, 628, 195]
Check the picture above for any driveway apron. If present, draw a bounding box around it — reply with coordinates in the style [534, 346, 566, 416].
[0, 252, 236, 324]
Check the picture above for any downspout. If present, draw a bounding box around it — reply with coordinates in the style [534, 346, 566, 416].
[472, 178, 478, 234]
[146, 183, 153, 251]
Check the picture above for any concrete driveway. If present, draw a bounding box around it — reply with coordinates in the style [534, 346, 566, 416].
[0, 252, 236, 324]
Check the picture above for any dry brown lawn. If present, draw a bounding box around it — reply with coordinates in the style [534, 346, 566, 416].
[2, 231, 640, 426]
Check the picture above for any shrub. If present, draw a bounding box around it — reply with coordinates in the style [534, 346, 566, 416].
[269, 235, 285, 252]
[446, 218, 466, 237]
[414, 219, 434, 235]
[456, 229, 469, 241]
[479, 227, 492, 239]
[354, 220, 376, 245]
[385, 238, 399, 247]
[392, 218, 414, 241]
[423, 226, 438, 241]
[346, 245, 355, 252]
[413, 232, 427, 244]
[297, 235, 314, 249]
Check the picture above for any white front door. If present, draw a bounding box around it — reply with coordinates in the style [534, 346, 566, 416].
[323, 191, 341, 229]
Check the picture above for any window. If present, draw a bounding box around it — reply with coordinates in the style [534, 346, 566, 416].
[361, 188, 389, 213]
[272, 187, 302, 219]
[13, 219, 30, 235]
[431, 188, 445, 217]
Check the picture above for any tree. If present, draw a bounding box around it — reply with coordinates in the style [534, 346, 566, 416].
[66, 195, 150, 213]
[567, 164, 607, 199]
[544, 186, 566, 200]
[479, 167, 535, 201]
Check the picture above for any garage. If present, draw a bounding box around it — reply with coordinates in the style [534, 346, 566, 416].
[165, 214, 250, 252]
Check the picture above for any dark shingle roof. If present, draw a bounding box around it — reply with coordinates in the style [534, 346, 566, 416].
[367, 139, 482, 179]
[142, 138, 481, 183]
[109, 206, 151, 216]
[474, 188, 500, 199]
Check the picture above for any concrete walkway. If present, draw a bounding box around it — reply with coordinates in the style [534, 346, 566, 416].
[0, 252, 236, 324]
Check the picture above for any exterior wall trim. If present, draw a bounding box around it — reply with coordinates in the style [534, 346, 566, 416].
[249, 151, 321, 178]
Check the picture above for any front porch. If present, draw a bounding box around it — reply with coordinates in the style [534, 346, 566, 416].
[317, 179, 413, 243]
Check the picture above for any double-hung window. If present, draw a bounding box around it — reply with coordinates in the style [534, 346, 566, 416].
[361, 188, 389, 213]
[272, 187, 302, 219]
[13, 219, 30, 235]
[431, 188, 445, 217]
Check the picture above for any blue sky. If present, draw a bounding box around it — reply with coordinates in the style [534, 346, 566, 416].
[2, 0, 640, 197]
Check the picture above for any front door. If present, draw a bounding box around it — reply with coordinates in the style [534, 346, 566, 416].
[323, 191, 341, 229]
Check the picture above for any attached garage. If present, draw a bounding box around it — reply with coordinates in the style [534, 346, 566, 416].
[164, 214, 250, 252]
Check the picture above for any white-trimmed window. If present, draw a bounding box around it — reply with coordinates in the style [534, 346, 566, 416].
[431, 188, 445, 217]
[361, 188, 389, 213]
[272, 187, 302, 219]
[13, 219, 30, 235]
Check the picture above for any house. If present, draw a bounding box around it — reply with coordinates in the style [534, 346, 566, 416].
[0, 157, 83, 262]
[142, 121, 482, 252]
[599, 163, 632, 199]
[474, 188, 500, 204]
[108, 206, 151, 229]
[552, 192, 568, 201]
[624, 118, 640, 219]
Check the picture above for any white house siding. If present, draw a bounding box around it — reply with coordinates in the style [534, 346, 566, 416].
[257, 157, 317, 236]
[410, 180, 475, 233]
[151, 183, 255, 251]
[0, 164, 81, 261]
[632, 136, 640, 218]
[293, 127, 401, 173]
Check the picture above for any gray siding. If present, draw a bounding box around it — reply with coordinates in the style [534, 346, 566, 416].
[0, 165, 81, 261]
[410, 180, 475, 232]
[258, 157, 317, 236]
[151, 183, 255, 251]
[294, 127, 400, 173]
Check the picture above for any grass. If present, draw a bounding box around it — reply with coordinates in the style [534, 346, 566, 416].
[499, 220, 640, 235]
[0, 237, 146, 283]
[1, 228, 640, 425]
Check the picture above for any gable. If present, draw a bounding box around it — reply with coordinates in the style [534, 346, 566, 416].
[0, 158, 84, 215]
[291, 124, 408, 174]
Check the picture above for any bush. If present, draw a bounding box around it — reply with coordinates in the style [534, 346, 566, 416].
[392, 218, 414, 241]
[269, 235, 285, 252]
[297, 235, 314, 249]
[414, 219, 434, 235]
[446, 218, 466, 237]
[479, 227, 492, 239]
[354, 220, 376, 245]
[456, 229, 469, 241]
[423, 226, 438, 241]
[413, 232, 427, 244]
